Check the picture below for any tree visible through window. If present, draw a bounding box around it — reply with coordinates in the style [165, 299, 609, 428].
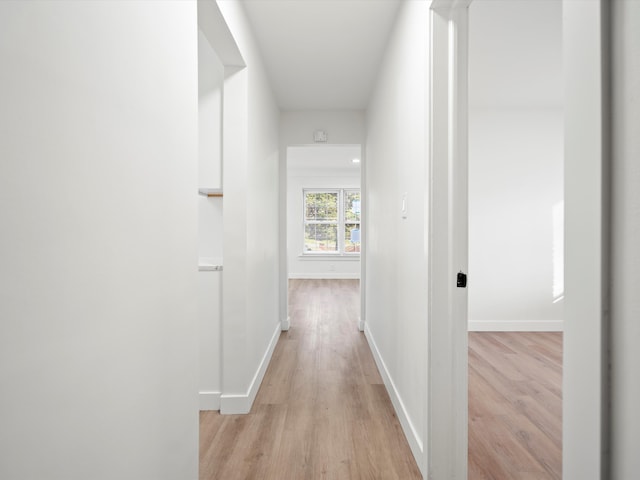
[304, 189, 360, 254]
[344, 190, 361, 253]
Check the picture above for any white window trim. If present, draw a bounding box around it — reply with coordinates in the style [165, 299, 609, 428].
[302, 188, 360, 257]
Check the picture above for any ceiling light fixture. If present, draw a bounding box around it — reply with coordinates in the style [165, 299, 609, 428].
[352, 158, 361, 164]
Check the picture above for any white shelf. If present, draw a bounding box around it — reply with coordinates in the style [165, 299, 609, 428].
[198, 257, 223, 271]
[198, 264, 223, 272]
[198, 187, 223, 197]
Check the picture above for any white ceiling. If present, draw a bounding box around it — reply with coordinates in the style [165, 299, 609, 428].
[240, 0, 561, 111]
[242, 0, 401, 110]
[288, 145, 361, 172]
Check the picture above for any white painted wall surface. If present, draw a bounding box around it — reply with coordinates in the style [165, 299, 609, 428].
[468, 0, 563, 332]
[217, 1, 281, 414]
[287, 168, 360, 279]
[198, 196, 224, 262]
[364, 1, 429, 473]
[610, 0, 640, 476]
[0, 2, 199, 479]
[468, 109, 563, 330]
[469, 0, 562, 110]
[198, 271, 222, 410]
[198, 29, 223, 189]
[280, 110, 365, 147]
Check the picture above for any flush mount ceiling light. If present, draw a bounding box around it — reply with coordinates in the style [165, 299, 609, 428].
[352, 158, 361, 163]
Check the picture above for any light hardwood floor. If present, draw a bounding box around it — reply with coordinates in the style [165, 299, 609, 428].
[200, 279, 422, 479]
[468, 331, 562, 479]
[200, 280, 562, 479]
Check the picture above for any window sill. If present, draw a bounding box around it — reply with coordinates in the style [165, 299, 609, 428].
[298, 254, 360, 261]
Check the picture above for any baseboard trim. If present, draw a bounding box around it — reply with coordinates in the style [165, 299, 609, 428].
[288, 273, 360, 279]
[358, 317, 365, 332]
[364, 324, 424, 475]
[199, 391, 221, 411]
[220, 323, 281, 414]
[468, 320, 564, 332]
[281, 316, 291, 331]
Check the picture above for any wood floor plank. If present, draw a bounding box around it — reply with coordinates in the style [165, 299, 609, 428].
[501, 412, 561, 480]
[200, 285, 562, 479]
[200, 279, 422, 480]
[469, 332, 562, 479]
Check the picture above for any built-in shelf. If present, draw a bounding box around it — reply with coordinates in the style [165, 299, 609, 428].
[198, 264, 223, 272]
[198, 257, 223, 272]
[198, 187, 223, 197]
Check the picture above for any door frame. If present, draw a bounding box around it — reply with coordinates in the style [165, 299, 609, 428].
[281, 143, 365, 333]
[426, 1, 470, 478]
[562, 1, 609, 477]
[426, 0, 608, 478]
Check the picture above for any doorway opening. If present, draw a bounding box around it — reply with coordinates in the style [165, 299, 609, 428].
[467, 1, 563, 477]
[285, 144, 363, 331]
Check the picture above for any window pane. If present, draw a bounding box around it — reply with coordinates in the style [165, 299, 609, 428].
[344, 191, 361, 222]
[305, 192, 338, 221]
[344, 224, 360, 253]
[305, 224, 338, 252]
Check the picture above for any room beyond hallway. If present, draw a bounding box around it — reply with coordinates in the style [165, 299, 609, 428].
[199, 279, 421, 479]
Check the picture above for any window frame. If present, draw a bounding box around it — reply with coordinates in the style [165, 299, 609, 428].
[302, 188, 361, 257]
[342, 188, 361, 255]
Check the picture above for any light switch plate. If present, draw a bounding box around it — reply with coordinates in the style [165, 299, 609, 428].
[401, 192, 408, 219]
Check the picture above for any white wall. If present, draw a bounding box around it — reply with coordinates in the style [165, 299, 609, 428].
[0, 2, 199, 479]
[198, 270, 222, 410]
[364, 1, 429, 473]
[198, 198, 223, 263]
[469, 0, 563, 110]
[468, 0, 563, 332]
[468, 109, 563, 330]
[198, 30, 223, 190]
[280, 110, 366, 146]
[610, 0, 640, 476]
[216, 1, 281, 414]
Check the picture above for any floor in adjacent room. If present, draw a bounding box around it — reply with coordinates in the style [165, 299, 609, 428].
[468, 331, 562, 479]
[199, 279, 562, 480]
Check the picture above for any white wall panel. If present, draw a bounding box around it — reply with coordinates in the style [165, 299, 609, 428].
[364, 1, 430, 473]
[0, 2, 199, 478]
[217, 0, 281, 413]
[468, 109, 564, 329]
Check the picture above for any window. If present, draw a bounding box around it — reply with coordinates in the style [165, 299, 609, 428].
[303, 189, 360, 255]
[343, 190, 361, 253]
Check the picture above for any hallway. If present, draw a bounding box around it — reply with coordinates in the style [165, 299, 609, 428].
[1, 1, 637, 478]
[200, 281, 563, 479]
[199, 279, 422, 479]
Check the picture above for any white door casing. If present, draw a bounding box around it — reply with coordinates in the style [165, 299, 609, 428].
[427, 1, 470, 478]
[563, 1, 608, 477]
[427, 1, 608, 478]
